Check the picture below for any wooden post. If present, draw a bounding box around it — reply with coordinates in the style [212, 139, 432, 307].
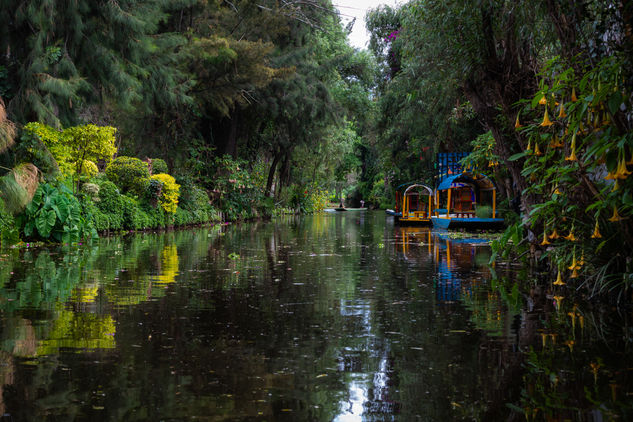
[446, 188, 452, 216]
[492, 190, 496, 218]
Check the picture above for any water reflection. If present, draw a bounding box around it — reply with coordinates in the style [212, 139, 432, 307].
[0, 213, 631, 420]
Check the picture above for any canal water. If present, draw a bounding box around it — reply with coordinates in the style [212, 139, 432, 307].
[0, 211, 631, 421]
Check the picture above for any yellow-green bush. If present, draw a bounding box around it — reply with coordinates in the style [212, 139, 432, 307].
[151, 173, 180, 214]
[80, 160, 98, 177]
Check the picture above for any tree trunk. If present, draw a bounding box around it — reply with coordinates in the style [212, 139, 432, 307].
[223, 111, 240, 158]
[265, 152, 281, 197]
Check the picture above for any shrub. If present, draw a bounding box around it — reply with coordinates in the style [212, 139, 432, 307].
[80, 183, 100, 200]
[80, 160, 99, 177]
[0, 196, 19, 246]
[105, 156, 150, 195]
[150, 158, 168, 175]
[150, 173, 180, 214]
[475, 205, 492, 219]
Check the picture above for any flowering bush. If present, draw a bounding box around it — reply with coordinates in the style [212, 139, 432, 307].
[150, 173, 180, 214]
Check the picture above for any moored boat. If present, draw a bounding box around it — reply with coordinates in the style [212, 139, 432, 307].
[430, 171, 504, 230]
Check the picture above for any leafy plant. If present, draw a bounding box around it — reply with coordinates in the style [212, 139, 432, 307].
[105, 156, 150, 195]
[150, 158, 168, 175]
[19, 183, 97, 242]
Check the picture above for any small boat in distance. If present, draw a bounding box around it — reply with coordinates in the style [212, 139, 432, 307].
[431, 171, 504, 230]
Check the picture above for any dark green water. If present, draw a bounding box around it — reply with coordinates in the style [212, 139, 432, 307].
[0, 212, 631, 421]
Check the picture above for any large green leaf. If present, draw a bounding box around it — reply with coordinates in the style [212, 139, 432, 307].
[53, 195, 70, 223]
[36, 209, 57, 238]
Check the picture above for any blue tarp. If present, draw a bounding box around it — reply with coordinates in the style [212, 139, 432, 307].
[437, 174, 462, 190]
[436, 172, 495, 191]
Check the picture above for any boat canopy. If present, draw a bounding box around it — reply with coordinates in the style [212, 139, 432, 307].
[403, 184, 433, 196]
[436, 172, 496, 191]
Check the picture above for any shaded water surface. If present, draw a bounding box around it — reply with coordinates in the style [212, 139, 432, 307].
[0, 212, 631, 421]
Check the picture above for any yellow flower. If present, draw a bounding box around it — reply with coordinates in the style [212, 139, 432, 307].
[608, 206, 622, 222]
[591, 220, 602, 238]
[565, 132, 578, 161]
[553, 269, 565, 285]
[616, 157, 631, 179]
[540, 108, 553, 126]
[568, 311, 576, 331]
[526, 139, 532, 153]
[514, 114, 522, 129]
[564, 230, 577, 241]
[558, 103, 567, 118]
[611, 179, 620, 191]
[549, 229, 560, 239]
[540, 232, 551, 246]
[565, 339, 575, 352]
[553, 295, 564, 310]
[590, 362, 600, 384]
[570, 267, 579, 278]
[553, 187, 561, 195]
[539, 94, 547, 105]
[549, 134, 563, 149]
[541, 332, 548, 348]
[571, 87, 577, 102]
[568, 254, 578, 270]
[534, 143, 542, 156]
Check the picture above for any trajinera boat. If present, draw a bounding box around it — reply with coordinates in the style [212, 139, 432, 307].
[395, 183, 434, 226]
[431, 171, 504, 229]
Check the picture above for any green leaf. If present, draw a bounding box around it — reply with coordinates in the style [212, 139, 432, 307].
[36, 209, 57, 238]
[509, 151, 528, 161]
[53, 196, 70, 223]
[607, 92, 622, 115]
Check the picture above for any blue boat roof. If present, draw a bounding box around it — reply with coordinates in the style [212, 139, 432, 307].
[436, 172, 496, 191]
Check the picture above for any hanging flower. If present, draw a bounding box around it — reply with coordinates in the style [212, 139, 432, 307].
[549, 229, 560, 239]
[553, 269, 565, 285]
[540, 108, 553, 126]
[565, 132, 578, 161]
[526, 139, 532, 153]
[540, 232, 551, 246]
[514, 114, 522, 129]
[616, 157, 631, 179]
[565, 339, 575, 352]
[534, 142, 542, 156]
[549, 134, 563, 149]
[553, 187, 561, 195]
[591, 220, 602, 238]
[608, 206, 623, 222]
[539, 94, 547, 105]
[571, 87, 578, 102]
[568, 254, 578, 270]
[611, 179, 620, 192]
[558, 103, 567, 118]
[553, 295, 564, 310]
[564, 229, 577, 241]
